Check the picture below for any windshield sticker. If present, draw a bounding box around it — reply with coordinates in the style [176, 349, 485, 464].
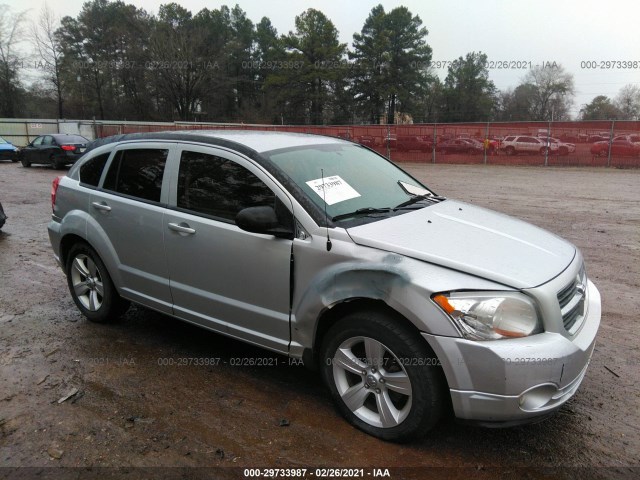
[306, 175, 361, 205]
[398, 181, 432, 196]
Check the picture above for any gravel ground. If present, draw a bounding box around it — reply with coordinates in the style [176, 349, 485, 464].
[0, 161, 639, 479]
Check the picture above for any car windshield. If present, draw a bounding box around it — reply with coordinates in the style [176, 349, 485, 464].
[265, 143, 436, 222]
[0, 137, 8, 144]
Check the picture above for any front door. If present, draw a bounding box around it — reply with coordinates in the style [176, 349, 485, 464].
[163, 146, 293, 353]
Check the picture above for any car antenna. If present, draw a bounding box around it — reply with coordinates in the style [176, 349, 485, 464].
[321, 168, 332, 251]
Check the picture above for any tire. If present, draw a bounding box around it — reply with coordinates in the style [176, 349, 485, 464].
[320, 310, 445, 442]
[505, 146, 515, 156]
[51, 154, 65, 169]
[21, 158, 31, 168]
[66, 243, 130, 323]
[539, 147, 549, 156]
[598, 149, 608, 157]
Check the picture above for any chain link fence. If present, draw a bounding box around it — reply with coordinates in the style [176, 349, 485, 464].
[2, 119, 639, 167]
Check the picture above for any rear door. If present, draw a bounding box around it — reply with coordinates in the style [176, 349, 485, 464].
[41, 135, 58, 164]
[163, 145, 294, 353]
[88, 143, 175, 313]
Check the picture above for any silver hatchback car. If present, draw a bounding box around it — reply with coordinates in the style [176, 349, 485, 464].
[48, 131, 600, 441]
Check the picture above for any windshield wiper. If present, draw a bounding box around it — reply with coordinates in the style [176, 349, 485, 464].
[393, 194, 440, 210]
[331, 207, 392, 222]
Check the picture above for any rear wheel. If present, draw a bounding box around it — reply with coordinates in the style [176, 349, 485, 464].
[505, 146, 515, 156]
[51, 154, 65, 169]
[539, 147, 549, 155]
[598, 149, 608, 157]
[320, 310, 445, 442]
[66, 243, 130, 323]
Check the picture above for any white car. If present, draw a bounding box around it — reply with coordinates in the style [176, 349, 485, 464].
[501, 136, 559, 156]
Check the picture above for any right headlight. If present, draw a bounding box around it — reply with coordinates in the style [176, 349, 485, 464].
[432, 291, 542, 341]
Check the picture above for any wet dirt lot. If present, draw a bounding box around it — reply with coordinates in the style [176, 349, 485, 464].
[0, 161, 639, 479]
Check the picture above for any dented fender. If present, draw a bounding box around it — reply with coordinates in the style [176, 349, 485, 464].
[288, 230, 508, 356]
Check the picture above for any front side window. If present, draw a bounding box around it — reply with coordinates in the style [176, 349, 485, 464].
[32, 137, 43, 146]
[103, 148, 168, 203]
[177, 150, 275, 222]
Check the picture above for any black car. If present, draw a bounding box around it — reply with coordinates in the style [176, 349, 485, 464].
[19, 134, 89, 169]
[0, 201, 6, 230]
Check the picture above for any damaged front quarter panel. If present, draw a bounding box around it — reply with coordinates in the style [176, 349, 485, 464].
[288, 228, 509, 359]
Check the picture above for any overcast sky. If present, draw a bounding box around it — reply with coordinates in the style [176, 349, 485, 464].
[7, 0, 640, 118]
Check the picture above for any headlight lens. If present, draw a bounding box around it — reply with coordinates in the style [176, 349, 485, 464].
[433, 291, 542, 340]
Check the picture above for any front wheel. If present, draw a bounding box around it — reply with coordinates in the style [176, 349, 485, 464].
[66, 244, 130, 323]
[320, 311, 445, 442]
[504, 146, 515, 156]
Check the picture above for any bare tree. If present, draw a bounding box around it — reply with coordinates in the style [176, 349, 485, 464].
[29, 3, 64, 118]
[0, 4, 27, 117]
[522, 64, 575, 121]
[615, 84, 640, 120]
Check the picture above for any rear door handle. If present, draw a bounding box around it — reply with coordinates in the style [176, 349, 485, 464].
[168, 222, 196, 235]
[91, 201, 111, 212]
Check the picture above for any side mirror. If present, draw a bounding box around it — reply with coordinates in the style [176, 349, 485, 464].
[236, 206, 294, 239]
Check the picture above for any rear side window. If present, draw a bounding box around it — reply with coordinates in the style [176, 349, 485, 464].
[79, 153, 110, 188]
[103, 149, 168, 203]
[177, 150, 275, 222]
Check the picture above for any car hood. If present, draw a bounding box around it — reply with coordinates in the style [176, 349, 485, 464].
[346, 200, 575, 289]
[0, 144, 16, 151]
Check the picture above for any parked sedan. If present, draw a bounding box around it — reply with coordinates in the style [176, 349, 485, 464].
[396, 135, 433, 152]
[0, 201, 6, 229]
[436, 138, 483, 154]
[19, 134, 89, 169]
[0, 136, 18, 162]
[355, 135, 376, 148]
[590, 139, 640, 157]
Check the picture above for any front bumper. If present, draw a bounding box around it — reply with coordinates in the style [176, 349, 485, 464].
[423, 280, 601, 423]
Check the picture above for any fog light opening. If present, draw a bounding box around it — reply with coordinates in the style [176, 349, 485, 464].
[519, 384, 557, 411]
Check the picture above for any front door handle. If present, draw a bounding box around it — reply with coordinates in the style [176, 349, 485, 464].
[91, 201, 111, 212]
[168, 222, 196, 235]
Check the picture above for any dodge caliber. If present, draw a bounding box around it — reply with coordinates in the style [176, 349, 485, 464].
[48, 131, 600, 441]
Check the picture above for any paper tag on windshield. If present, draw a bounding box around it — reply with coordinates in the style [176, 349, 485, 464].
[306, 175, 361, 205]
[398, 181, 432, 196]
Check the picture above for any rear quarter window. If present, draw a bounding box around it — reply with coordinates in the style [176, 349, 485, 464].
[79, 153, 110, 188]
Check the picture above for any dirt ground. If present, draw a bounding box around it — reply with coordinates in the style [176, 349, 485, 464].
[0, 161, 639, 479]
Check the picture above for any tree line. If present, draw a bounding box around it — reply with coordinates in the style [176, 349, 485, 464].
[1, 1, 639, 123]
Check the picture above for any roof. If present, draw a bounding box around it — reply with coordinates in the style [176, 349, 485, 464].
[86, 130, 350, 154]
[176, 130, 350, 153]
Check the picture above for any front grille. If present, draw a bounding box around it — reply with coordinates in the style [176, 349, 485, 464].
[557, 266, 587, 333]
